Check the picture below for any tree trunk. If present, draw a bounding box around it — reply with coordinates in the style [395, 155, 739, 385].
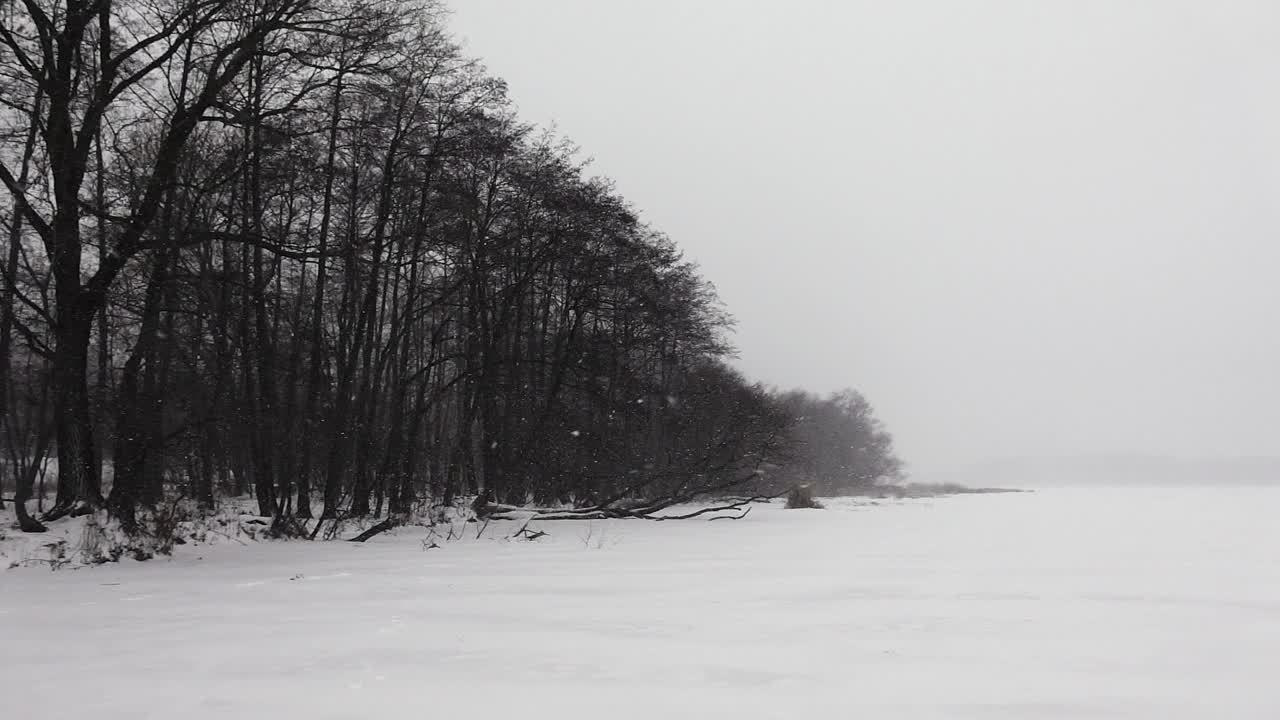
[297, 73, 346, 521]
[13, 423, 52, 533]
[109, 253, 168, 527]
[48, 297, 102, 518]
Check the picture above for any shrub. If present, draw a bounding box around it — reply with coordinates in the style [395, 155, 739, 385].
[785, 485, 823, 509]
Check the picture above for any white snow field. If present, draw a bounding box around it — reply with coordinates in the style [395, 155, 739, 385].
[3, 487, 1280, 719]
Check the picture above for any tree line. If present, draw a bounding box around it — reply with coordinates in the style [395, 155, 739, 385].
[0, 0, 901, 535]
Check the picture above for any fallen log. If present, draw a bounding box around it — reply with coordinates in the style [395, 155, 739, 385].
[346, 517, 400, 542]
[483, 494, 777, 523]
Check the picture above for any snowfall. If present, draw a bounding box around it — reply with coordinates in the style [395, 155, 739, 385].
[3, 486, 1279, 719]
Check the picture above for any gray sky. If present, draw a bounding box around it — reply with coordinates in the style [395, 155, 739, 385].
[448, 1, 1280, 475]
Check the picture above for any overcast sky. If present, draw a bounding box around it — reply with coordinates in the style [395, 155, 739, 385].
[448, 1, 1280, 475]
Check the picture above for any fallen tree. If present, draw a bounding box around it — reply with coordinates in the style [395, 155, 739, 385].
[472, 488, 780, 523]
[347, 517, 402, 543]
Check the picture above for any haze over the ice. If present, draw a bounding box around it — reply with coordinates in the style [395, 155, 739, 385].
[449, 1, 1280, 475]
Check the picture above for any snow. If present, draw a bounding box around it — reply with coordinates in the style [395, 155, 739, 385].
[4, 487, 1280, 719]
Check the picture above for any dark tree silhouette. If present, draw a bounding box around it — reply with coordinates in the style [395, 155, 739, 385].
[1, 0, 900, 534]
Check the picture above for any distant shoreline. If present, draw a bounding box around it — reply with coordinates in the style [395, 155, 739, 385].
[836, 483, 1029, 499]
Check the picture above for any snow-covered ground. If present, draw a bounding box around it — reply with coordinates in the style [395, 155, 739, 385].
[3, 487, 1280, 719]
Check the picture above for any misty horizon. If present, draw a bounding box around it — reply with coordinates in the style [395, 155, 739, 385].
[934, 452, 1280, 487]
